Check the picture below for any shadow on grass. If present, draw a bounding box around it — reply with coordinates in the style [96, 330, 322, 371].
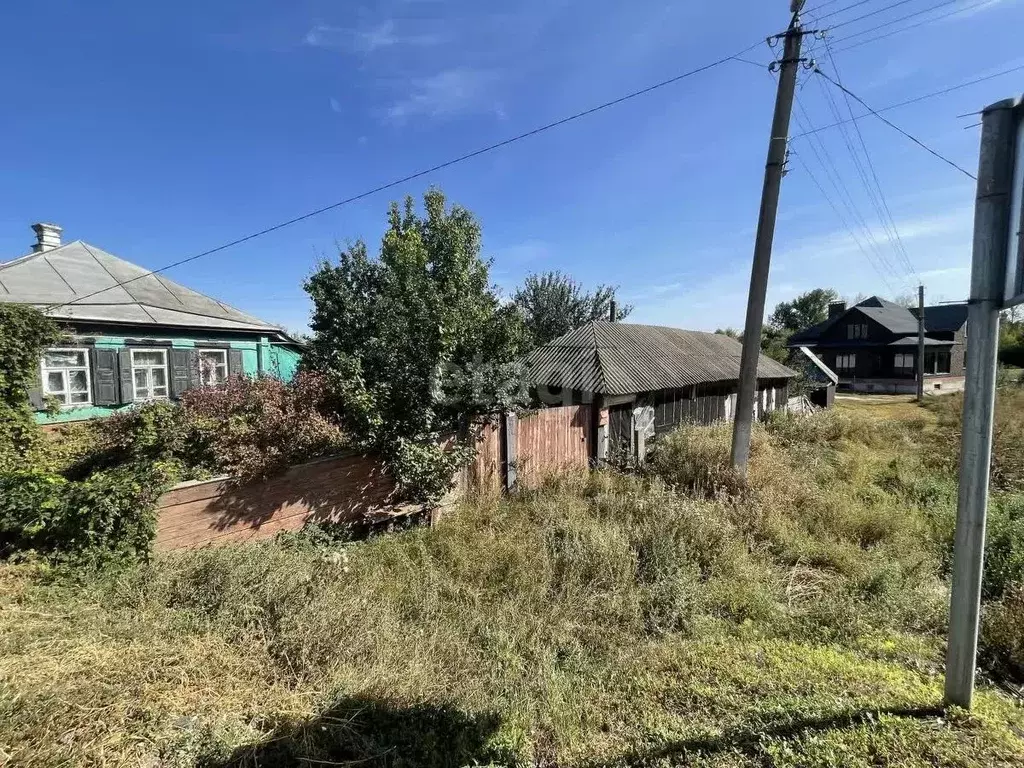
[202, 694, 511, 768]
[585, 705, 947, 767]
[205, 699, 948, 767]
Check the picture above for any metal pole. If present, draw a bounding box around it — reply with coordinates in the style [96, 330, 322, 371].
[944, 99, 1017, 709]
[917, 285, 925, 401]
[731, 6, 805, 472]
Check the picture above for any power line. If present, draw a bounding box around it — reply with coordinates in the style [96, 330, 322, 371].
[791, 63, 1024, 138]
[794, 94, 908, 291]
[821, 37, 920, 283]
[806, 62, 915, 289]
[804, 0, 859, 15]
[831, 0, 967, 49]
[761, 58, 909, 291]
[45, 40, 764, 312]
[828, 0, 932, 31]
[835, 0, 995, 52]
[791, 151, 901, 294]
[814, 68, 977, 179]
[815, 0, 889, 23]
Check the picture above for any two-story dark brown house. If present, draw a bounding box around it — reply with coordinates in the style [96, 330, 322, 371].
[788, 296, 968, 394]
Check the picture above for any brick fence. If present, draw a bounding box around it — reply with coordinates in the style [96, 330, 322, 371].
[155, 452, 398, 551]
[154, 405, 594, 550]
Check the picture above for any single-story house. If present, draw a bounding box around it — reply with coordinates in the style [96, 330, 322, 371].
[788, 296, 968, 394]
[524, 321, 796, 459]
[0, 222, 303, 425]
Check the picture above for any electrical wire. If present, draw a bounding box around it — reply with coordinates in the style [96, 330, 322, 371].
[791, 62, 1024, 138]
[815, 0, 889, 23]
[828, 0, 935, 31]
[759, 59, 908, 292]
[814, 68, 978, 179]
[835, 0, 1003, 51]
[807, 66, 915, 289]
[791, 151, 901, 294]
[821, 38, 920, 283]
[44, 40, 764, 312]
[831, 0, 958, 46]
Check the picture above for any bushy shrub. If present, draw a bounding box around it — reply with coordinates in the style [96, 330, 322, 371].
[0, 461, 174, 562]
[177, 371, 347, 482]
[647, 422, 751, 498]
[387, 437, 475, 503]
[72, 372, 348, 485]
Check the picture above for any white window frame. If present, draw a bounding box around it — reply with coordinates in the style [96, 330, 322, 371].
[894, 352, 916, 373]
[130, 348, 170, 402]
[847, 323, 868, 340]
[40, 347, 92, 408]
[835, 353, 856, 372]
[197, 349, 228, 387]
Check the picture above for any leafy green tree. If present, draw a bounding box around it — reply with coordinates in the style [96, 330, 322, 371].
[767, 288, 840, 335]
[512, 271, 632, 347]
[303, 189, 529, 498]
[759, 288, 840, 365]
[1000, 306, 1024, 368]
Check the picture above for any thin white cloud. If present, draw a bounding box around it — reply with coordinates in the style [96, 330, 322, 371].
[386, 68, 501, 122]
[329, 97, 342, 114]
[304, 20, 444, 54]
[625, 205, 975, 330]
[955, 0, 1015, 18]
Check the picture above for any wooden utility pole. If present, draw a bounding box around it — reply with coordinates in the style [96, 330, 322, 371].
[917, 285, 925, 401]
[945, 97, 1020, 709]
[731, 1, 808, 472]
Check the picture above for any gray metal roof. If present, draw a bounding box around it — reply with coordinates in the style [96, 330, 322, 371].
[789, 296, 968, 346]
[0, 240, 285, 334]
[525, 322, 796, 396]
[921, 303, 969, 332]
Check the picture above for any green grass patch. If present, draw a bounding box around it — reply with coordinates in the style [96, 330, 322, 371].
[3, 400, 1024, 766]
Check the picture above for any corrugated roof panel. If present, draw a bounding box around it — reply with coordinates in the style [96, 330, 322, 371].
[525, 322, 796, 395]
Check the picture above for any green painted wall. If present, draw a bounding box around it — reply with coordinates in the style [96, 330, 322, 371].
[34, 332, 302, 425]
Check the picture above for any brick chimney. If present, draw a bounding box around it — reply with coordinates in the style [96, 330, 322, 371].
[31, 222, 62, 253]
[828, 300, 847, 320]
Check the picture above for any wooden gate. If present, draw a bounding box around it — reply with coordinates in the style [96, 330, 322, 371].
[516, 405, 592, 486]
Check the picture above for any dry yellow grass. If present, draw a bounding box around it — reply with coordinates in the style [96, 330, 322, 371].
[3, 405, 1024, 767]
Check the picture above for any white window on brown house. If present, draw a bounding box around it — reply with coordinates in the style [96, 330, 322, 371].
[894, 352, 915, 374]
[198, 349, 228, 386]
[41, 348, 91, 406]
[131, 349, 169, 401]
[835, 353, 856, 372]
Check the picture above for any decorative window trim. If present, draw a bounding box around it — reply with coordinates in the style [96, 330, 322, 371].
[40, 347, 92, 408]
[835, 353, 856, 372]
[130, 348, 170, 402]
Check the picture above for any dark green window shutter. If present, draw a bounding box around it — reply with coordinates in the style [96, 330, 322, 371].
[169, 349, 194, 399]
[227, 348, 244, 377]
[118, 348, 134, 403]
[90, 348, 120, 406]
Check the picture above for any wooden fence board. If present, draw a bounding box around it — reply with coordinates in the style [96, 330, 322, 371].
[516, 405, 591, 486]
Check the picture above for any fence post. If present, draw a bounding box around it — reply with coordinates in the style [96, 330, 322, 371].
[502, 412, 518, 493]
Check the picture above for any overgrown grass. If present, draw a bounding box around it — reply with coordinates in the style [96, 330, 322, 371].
[3, 398, 1024, 766]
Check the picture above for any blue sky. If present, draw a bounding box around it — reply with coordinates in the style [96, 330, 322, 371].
[1, 0, 1022, 333]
